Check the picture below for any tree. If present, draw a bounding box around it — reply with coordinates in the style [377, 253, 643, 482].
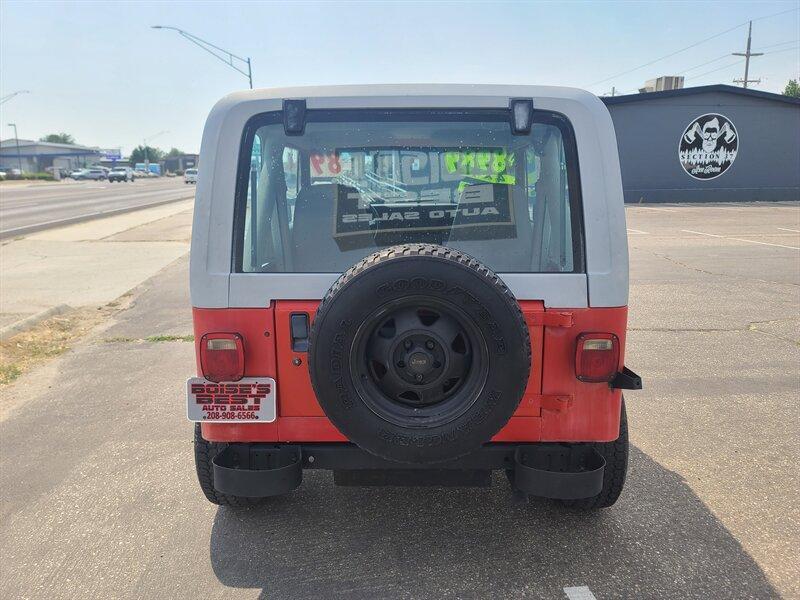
[783, 80, 800, 98]
[165, 147, 185, 158]
[129, 145, 164, 164]
[40, 133, 75, 144]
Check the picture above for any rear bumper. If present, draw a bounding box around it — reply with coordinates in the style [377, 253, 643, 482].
[211, 442, 605, 500]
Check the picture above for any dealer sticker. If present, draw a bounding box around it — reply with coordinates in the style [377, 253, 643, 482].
[186, 377, 276, 423]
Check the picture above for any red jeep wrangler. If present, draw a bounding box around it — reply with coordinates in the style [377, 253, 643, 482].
[188, 85, 641, 509]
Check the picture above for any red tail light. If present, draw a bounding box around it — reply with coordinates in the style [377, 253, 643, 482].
[575, 333, 619, 382]
[200, 333, 244, 382]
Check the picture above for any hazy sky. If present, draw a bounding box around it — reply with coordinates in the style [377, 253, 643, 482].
[1, 0, 798, 155]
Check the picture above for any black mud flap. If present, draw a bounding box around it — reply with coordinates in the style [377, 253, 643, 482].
[512, 445, 605, 500]
[212, 445, 302, 497]
[334, 469, 491, 487]
[611, 366, 643, 390]
[209, 442, 606, 500]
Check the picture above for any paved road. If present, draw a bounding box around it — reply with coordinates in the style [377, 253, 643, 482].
[0, 203, 798, 599]
[0, 178, 194, 238]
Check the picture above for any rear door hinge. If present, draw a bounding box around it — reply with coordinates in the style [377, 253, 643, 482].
[524, 311, 573, 328]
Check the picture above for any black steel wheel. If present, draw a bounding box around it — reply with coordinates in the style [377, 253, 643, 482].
[353, 297, 489, 429]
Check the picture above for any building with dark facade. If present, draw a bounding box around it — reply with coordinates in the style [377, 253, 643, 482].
[603, 85, 800, 203]
[163, 153, 199, 174]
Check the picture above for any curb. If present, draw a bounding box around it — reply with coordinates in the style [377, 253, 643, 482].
[0, 304, 72, 339]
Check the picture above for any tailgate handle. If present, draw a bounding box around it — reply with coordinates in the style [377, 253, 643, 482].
[290, 313, 310, 352]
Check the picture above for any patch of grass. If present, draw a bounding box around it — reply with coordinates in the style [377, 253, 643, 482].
[100, 334, 194, 344]
[0, 308, 107, 386]
[145, 334, 194, 343]
[0, 364, 22, 384]
[103, 336, 137, 343]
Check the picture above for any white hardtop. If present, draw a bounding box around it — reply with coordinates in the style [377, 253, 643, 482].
[191, 84, 628, 309]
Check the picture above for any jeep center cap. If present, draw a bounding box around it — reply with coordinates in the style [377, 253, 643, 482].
[408, 352, 431, 373]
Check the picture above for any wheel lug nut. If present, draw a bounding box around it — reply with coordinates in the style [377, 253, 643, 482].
[433, 361, 441, 369]
[404, 340, 412, 350]
[425, 340, 435, 350]
[415, 374, 423, 382]
[397, 361, 405, 368]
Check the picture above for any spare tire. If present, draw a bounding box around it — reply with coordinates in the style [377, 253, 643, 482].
[308, 244, 531, 464]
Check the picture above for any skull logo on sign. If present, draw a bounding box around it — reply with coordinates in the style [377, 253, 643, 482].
[679, 113, 739, 180]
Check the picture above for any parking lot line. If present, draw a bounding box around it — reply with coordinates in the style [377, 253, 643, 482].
[682, 229, 800, 250]
[777, 227, 800, 233]
[627, 228, 650, 234]
[563, 586, 598, 600]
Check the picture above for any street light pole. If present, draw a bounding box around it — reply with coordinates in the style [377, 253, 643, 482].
[0, 90, 30, 106]
[7, 123, 23, 172]
[151, 25, 253, 89]
[142, 130, 168, 171]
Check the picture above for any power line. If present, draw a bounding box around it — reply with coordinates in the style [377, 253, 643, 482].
[686, 60, 745, 81]
[654, 41, 797, 83]
[584, 6, 799, 88]
[761, 45, 800, 56]
[678, 53, 733, 75]
[584, 23, 746, 87]
[754, 39, 799, 51]
[686, 46, 797, 82]
[611, 45, 797, 93]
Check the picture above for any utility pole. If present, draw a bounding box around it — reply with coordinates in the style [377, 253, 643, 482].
[732, 20, 763, 88]
[142, 130, 168, 171]
[7, 123, 23, 172]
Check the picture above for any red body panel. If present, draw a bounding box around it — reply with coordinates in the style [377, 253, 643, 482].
[195, 302, 627, 444]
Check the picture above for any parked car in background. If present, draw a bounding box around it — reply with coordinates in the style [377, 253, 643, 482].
[44, 166, 70, 179]
[73, 167, 107, 180]
[108, 167, 135, 182]
[134, 162, 162, 177]
[184, 168, 198, 184]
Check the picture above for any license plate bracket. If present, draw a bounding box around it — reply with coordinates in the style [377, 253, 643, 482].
[186, 377, 277, 423]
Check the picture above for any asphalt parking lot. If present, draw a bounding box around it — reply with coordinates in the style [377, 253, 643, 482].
[0, 201, 798, 599]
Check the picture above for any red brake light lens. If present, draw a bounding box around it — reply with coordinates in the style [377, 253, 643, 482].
[575, 333, 620, 382]
[200, 333, 244, 382]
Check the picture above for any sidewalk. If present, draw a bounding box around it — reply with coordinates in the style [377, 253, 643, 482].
[0, 199, 193, 330]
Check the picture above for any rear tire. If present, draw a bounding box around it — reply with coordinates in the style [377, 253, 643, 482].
[193, 424, 266, 507]
[558, 399, 629, 509]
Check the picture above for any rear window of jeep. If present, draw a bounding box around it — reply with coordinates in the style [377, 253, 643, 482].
[234, 110, 584, 273]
